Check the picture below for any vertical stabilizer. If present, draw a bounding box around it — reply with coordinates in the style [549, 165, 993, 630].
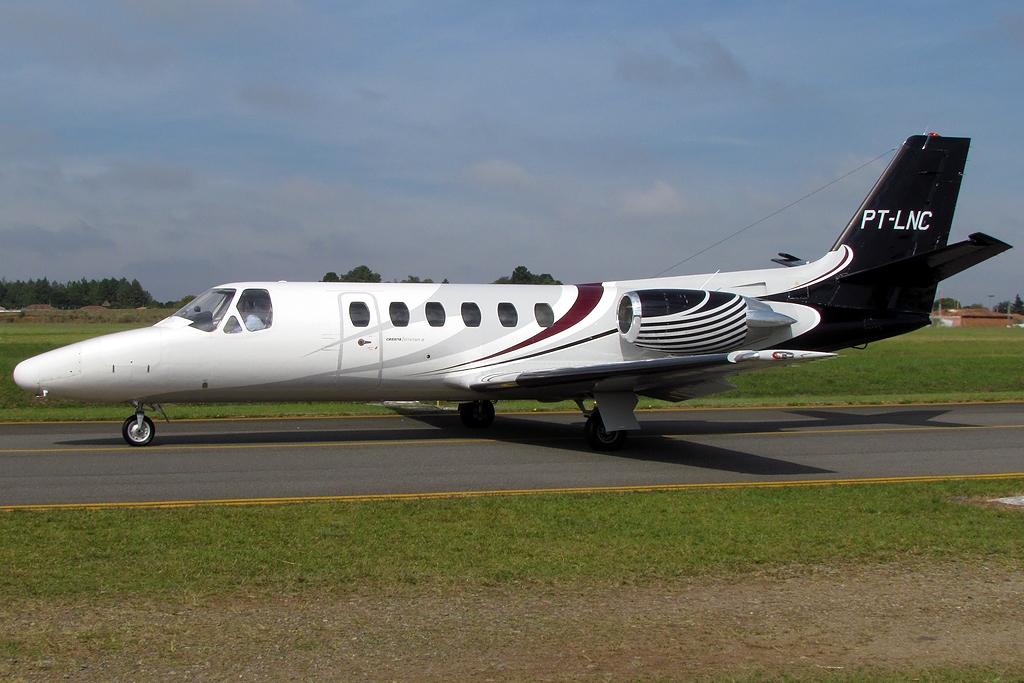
[831, 134, 970, 273]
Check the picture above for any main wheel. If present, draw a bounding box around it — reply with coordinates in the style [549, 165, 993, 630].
[122, 415, 155, 446]
[459, 400, 495, 428]
[584, 411, 627, 451]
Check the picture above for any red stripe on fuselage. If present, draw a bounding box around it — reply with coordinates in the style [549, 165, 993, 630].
[446, 284, 606, 370]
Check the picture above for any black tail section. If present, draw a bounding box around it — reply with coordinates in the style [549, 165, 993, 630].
[770, 133, 1012, 351]
[831, 134, 970, 273]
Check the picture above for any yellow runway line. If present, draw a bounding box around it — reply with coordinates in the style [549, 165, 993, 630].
[3, 472, 1024, 511]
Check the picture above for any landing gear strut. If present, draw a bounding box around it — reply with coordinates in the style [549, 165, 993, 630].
[459, 400, 495, 428]
[583, 409, 627, 451]
[121, 403, 167, 446]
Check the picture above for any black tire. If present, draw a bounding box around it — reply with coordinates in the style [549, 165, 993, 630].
[584, 410, 627, 451]
[122, 415, 155, 446]
[459, 400, 495, 428]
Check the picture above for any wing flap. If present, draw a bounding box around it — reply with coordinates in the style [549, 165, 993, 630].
[465, 349, 834, 398]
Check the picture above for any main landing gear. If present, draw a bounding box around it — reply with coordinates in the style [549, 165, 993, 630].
[459, 400, 495, 428]
[575, 399, 628, 451]
[583, 410, 627, 451]
[456, 396, 633, 452]
[121, 402, 167, 447]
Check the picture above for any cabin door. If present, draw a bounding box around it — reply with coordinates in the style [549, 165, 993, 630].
[338, 293, 383, 388]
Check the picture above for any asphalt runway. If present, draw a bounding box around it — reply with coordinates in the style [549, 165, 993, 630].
[2, 403, 1024, 507]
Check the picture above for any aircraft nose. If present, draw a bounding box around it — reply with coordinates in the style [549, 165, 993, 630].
[13, 346, 81, 395]
[12, 356, 44, 392]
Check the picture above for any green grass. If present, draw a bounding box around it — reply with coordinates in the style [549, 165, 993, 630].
[2, 479, 1022, 600]
[3, 322, 1024, 420]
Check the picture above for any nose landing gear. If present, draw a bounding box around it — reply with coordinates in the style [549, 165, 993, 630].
[121, 403, 167, 446]
[122, 413, 155, 446]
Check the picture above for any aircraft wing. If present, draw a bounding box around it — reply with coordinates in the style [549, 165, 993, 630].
[466, 349, 834, 401]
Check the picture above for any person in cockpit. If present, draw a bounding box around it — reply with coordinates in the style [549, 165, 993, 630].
[237, 290, 273, 331]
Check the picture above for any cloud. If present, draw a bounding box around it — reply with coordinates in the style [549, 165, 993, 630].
[618, 181, 687, 219]
[995, 13, 1024, 48]
[464, 159, 540, 192]
[617, 32, 750, 88]
[357, 88, 388, 103]
[62, 159, 197, 192]
[1, 222, 115, 255]
[0, 3, 173, 71]
[238, 84, 313, 112]
[103, 160, 197, 192]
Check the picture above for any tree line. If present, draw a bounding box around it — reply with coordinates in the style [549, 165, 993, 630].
[0, 278, 160, 310]
[322, 265, 560, 285]
[933, 295, 1024, 314]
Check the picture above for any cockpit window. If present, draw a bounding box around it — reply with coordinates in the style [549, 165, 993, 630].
[238, 289, 273, 331]
[174, 288, 236, 332]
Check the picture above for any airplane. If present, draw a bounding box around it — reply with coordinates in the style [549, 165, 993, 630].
[12, 133, 1012, 450]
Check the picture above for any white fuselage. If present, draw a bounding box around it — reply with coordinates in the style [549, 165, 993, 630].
[12, 250, 848, 405]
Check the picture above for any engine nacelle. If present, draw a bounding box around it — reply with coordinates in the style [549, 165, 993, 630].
[616, 289, 750, 355]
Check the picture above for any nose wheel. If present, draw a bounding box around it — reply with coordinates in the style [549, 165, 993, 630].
[122, 414, 155, 446]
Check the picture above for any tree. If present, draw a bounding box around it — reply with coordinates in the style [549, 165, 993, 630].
[0, 277, 154, 309]
[932, 297, 960, 311]
[994, 300, 1013, 314]
[322, 267, 381, 282]
[337, 266, 382, 283]
[1012, 294, 1024, 316]
[399, 276, 434, 283]
[493, 266, 561, 285]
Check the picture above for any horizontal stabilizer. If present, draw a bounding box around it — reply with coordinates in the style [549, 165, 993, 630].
[837, 232, 1011, 288]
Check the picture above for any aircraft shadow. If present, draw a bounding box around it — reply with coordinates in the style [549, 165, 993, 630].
[401, 415, 835, 475]
[637, 408, 967, 437]
[57, 406, 957, 476]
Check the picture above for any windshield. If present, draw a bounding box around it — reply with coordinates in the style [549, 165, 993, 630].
[174, 289, 236, 332]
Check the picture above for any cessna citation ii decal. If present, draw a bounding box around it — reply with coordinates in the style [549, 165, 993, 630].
[12, 134, 1012, 450]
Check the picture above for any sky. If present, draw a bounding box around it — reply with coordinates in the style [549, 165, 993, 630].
[1, 1, 1022, 306]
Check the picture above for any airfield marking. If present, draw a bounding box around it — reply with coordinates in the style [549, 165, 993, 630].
[1, 422, 1023, 455]
[3, 472, 1023, 511]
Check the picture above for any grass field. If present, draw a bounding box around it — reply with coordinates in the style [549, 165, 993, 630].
[2, 317, 1024, 421]
[2, 478, 1022, 600]
[2, 479, 1023, 681]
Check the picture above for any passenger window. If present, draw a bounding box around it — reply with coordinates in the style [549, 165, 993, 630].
[223, 316, 242, 334]
[175, 288, 235, 332]
[238, 289, 273, 331]
[349, 301, 371, 327]
[461, 302, 481, 327]
[425, 302, 446, 327]
[534, 303, 554, 328]
[389, 302, 410, 327]
[497, 302, 518, 327]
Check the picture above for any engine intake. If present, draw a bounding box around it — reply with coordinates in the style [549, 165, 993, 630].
[617, 289, 749, 354]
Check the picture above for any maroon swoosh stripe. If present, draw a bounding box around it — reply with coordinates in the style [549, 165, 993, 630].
[443, 284, 606, 371]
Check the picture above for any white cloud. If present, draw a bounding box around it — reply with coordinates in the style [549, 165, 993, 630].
[618, 181, 687, 219]
[616, 32, 750, 88]
[464, 159, 540, 193]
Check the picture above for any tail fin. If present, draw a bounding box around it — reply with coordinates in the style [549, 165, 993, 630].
[831, 133, 970, 272]
[773, 134, 1010, 351]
